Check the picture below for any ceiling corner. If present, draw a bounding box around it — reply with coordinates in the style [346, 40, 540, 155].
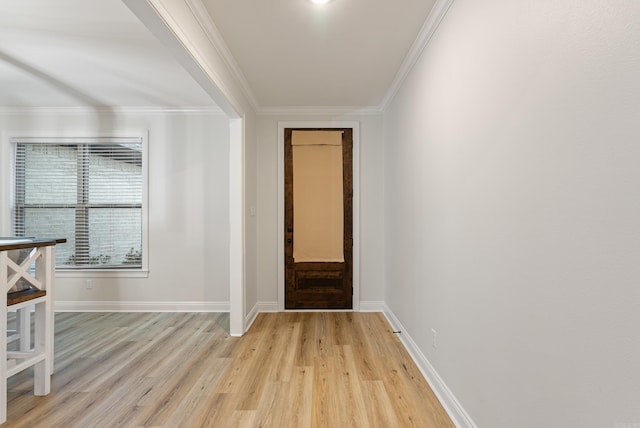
[185, 0, 261, 113]
[378, 0, 455, 113]
[256, 105, 384, 116]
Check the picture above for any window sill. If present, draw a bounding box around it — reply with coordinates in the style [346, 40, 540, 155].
[56, 269, 150, 279]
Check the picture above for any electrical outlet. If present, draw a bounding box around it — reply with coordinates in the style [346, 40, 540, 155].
[86, 280, 93, 290]
[431, 328, 437, 349]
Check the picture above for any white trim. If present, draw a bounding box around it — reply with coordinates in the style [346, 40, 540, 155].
[277, 121, 360, 311]
[244, 301, 279, 333]
[122, 0, 248, 339]
[359, 301, 387, 312]
[122, 0, 242, 118]
[126, 0, 453, 115]
[125, 0, 452, 115]
[257, 301, 279, 313]
[56, 270, 149, 279]
[382, 304, 477, 428]
[0, 132, 10, 234]
[244, 302, 259, 333]
[185, 0, 260, 112]
[379, 0, 454, 111]
[258, 106, 382, 116]
[141, 131, 150, 273]
[2, 131, 150, 273]
[54, 301, 230, 312]
[0, 106, 224, 115]
[229, 118, 245, 336]
[281, 309, 355, 313]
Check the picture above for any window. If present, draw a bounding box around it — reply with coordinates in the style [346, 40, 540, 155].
[10, 136, 146, 272]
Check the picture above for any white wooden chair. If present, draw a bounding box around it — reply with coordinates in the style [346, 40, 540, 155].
[0, 240, 56, 424]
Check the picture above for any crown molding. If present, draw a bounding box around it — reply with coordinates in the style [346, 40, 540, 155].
[125, 0, 453, 117]
[0, 106, 225, 115]
[257, 105, 383, 116]
[185, 0, 260, 113]
[123, 0, 242, 118]
[379, 0, 454, 112]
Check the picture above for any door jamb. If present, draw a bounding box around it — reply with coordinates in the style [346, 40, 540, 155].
[277, 121, 360, 311]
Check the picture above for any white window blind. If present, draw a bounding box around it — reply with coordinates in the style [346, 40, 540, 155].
[11, 137, 144, 269]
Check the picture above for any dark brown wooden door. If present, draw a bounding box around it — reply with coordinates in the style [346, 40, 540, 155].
[285, 128, 353, 309]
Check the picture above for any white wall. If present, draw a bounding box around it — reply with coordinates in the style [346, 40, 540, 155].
[256, 114, 386, 307]
[244, 114, 259, 315]
[124, 0, 259, 333]
[0, 110, 231, 307]
[384, 1, 640, 427]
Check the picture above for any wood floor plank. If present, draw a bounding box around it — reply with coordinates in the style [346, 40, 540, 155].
[224, 410, 257, 428]
[333, 345, 373, 427]
[3, 312, 454, 427]
[311, 355, 337, 428]
[360, 380, 402, 428]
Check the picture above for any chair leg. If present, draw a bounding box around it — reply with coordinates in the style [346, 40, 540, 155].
[16, 308, 30, 352]
[0, 364, 5, 425]
[46, 246, 55, 375]
[0, 256, 7, 424]
[48, 306, 54, 375]
[33, 301, 50, 396]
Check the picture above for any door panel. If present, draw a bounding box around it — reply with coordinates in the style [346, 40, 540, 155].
[285, 128, 353, 309]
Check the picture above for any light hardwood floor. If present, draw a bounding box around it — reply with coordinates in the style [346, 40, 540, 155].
[5, 312, 454, 427]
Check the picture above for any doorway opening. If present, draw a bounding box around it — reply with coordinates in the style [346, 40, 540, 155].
[277, 122, 360, 311]
[284, 128, 353, 309]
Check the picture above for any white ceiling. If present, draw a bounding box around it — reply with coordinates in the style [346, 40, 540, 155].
[0, 0, 215, 108]
[201, 0, 437, 108]
[0, 0, 437, 110]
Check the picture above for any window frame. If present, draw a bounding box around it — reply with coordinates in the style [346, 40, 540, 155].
[4, 133, 149, 278]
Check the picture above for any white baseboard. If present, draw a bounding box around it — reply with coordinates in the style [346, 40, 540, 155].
[359, 301, 387, 312]
[382, 304, 477, 428]
[244, 301, 278, 332]
[257, 301, 279, 312]
[55, 301, 230, 312]
[244, 303, 259, 332]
